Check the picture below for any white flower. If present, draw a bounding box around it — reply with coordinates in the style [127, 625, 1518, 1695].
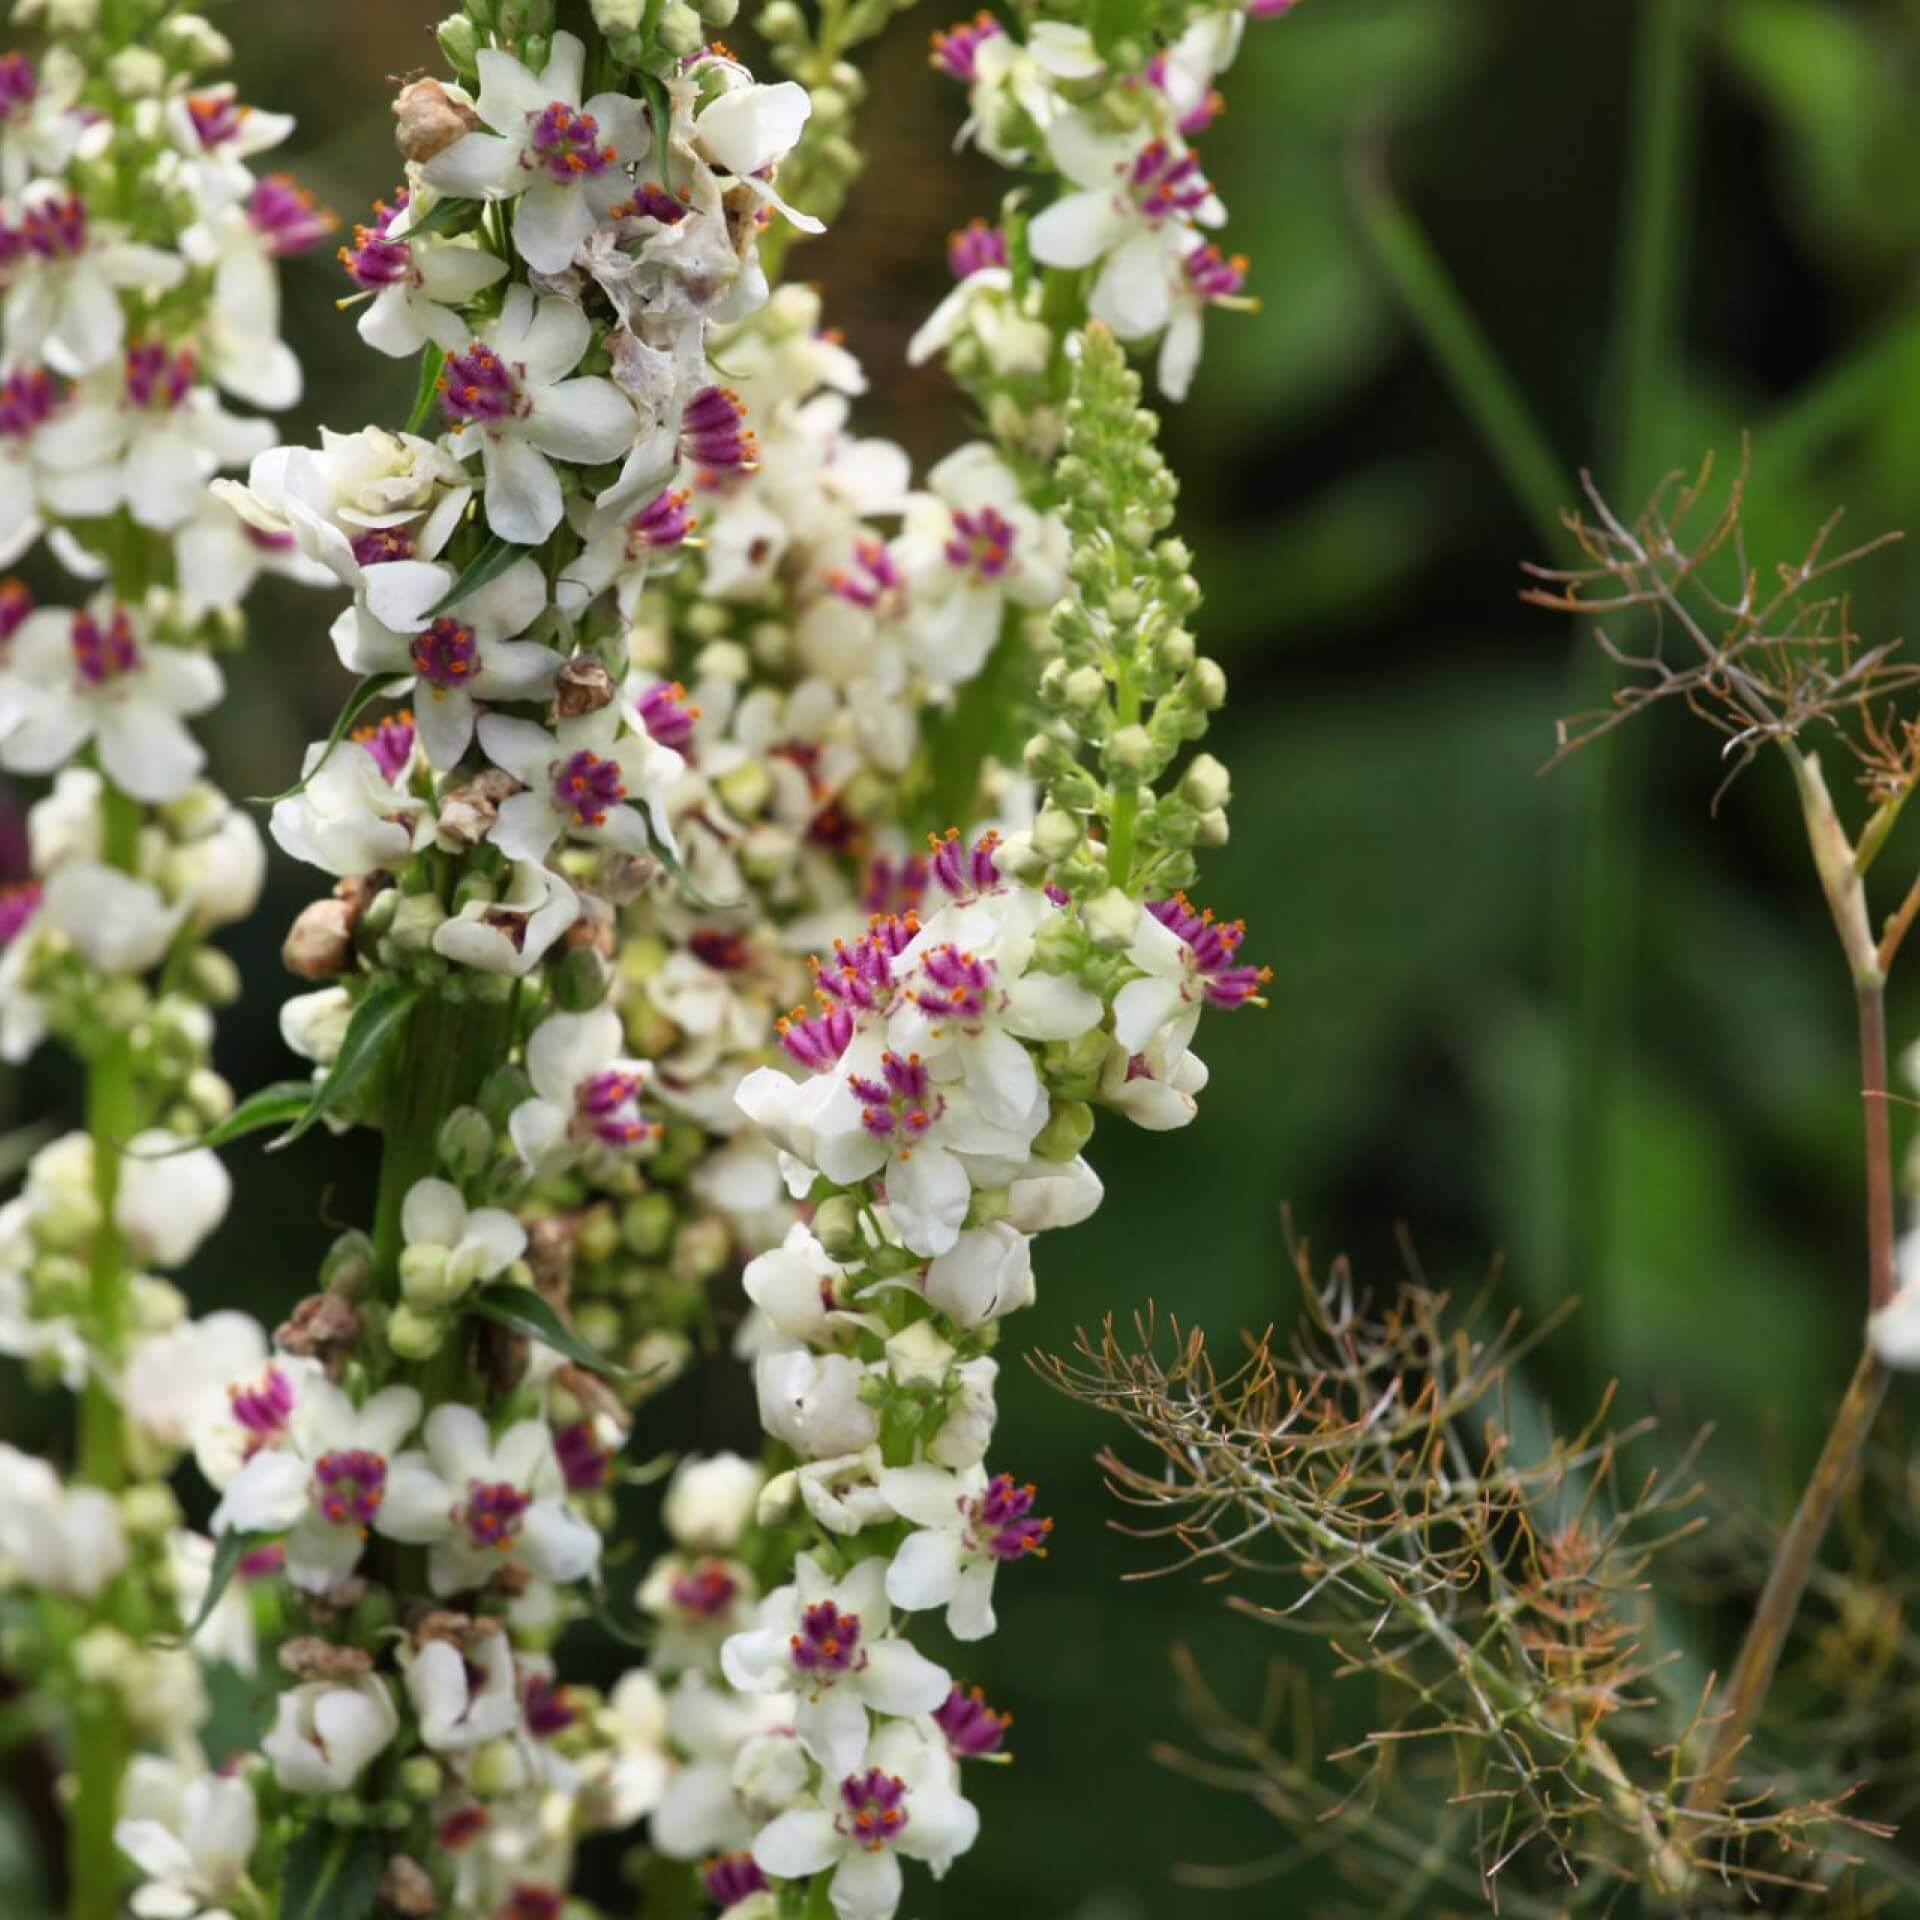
[1005, 1152, 1103, 1233]
[168, 1531, 259, 1676]
[722, 1552, 949, 1778]
[742, 1222, 883, 1346]
[346, 200, 509, 358]
[0, 48, 99, 196]
[41, 860, 186, 972]
[953, 19, 1103, 166]
[750, 1720, 979, 1920]
[122, 1310, 266, 1454]
[118, 1135, 231, 1268]
[404, 1626, 522, 1752]
[923, 1224, 1033, 1329]
[280, 988, 353, 1069]
[174, 490, 333, 620]
[1026, 114, 1224, 340]
[432, 857, 580, 976]
[480, 701, 683, 862]
[649, 1676, 805, 1861]
[2, 182, 186, 374]
[269, 725, 434, 878]
[928, 1357, 998, 1470]
[796, 1447, 895, 1536]
[638, 1552, 758, 1671]
[440, 285, 636, 546]
[396, 1176, 526, 1307]
[0, 597, 221, 802]
[210, 1376, 422, 1593]
[585, 1669, 673, 1825]
[508, 1006, 656, 1170]
[175, 198, 306, 411]
[1098, 1030, 1208, 1131]
[163, 81, 294, 208]
[1871, 1230, 1920, 1367]
[879, 1462, 1053, 1641]
[687, 66, 822, 234]
[0, 365, 124, 563]
[115, 1771, 257, 1920]
[424, 34, 647, 275]
[167, 801, 267, 932]
[662, 1451, 764, 1552]
[263, 1676, 399, 1794]
[892, 444, 1068, 685]
[377, 1403, 602, 1597]
[0, 1443, 127, 1597]
[190, 1354, 323, 1491]
[753, 1348, 881, 1460]
[331, 555, 557, 770]
[116, 348, 274, 531]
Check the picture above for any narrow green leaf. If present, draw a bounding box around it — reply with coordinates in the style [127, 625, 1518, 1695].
[249, 676, 408, 805]
[586, 1580, 654, 1650]
[183, 1528, 272, 1641]
[269, 982, 423, 1152]
[281, 1821, 383, 1920]
[123, 1081, 315, 1158]
[400, 193, 473, 243]
[425, 534, 529, 619]
[638, 69, 673, 192]
[467, 1282, 647, 1380]
[647, 815, 737, 911]
[405, 342, 447, 436]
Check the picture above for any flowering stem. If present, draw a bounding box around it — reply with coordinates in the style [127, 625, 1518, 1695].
[1689, 975, 1895, 1814]
[1107, 658, 1140, 887]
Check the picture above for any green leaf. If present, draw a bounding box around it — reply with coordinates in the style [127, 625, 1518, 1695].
[123, 1081, 315, 1157]
[401, 193, 474, 243]
[638, 69, 673, 192]
[182, 1528, 273, 1641]
[249, 676, 408, 805]
[425, 534, 530, 619]
[466, 1282, 648, 1380]
[405, 342, 447, 436]
[281, 1821, 383, 1920]
[269, 981, 424, 1152]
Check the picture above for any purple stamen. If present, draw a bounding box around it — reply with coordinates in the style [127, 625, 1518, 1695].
[227, 1365, 296, 1446]
[70, 607, 139, 687]
[462, 1479, 531, 1551]
[575, 1066, 656, 1148]
[634, 677, 697, 750]
[943, 506, 1015, 581]
[522, 1674, 578, 1739]
[848, 1047, 939, 1143]
[614, 181, 687, 224]
[251, 174, 334, 256]
[409, 615, 479, 692]
[553, 749, 626, 830]
[351, 526, 416, 567]
[1182, 242, 1248, 303]
[777, 1004, 853, 1071]
[1144, 893, 1270, 1009]
[123, 341, 196, 412]
[827, 538, 904, 614]
[236, 1542, 287, 1580]
[439, 344, 522, 427]
[929, 10, 1002, 81]
[668, 1561, 739, 1620]
[1125, 138, 1213, 223]
[861, 853, 929, 917]
[933, 1682, 1012, 1757]
[0, 878, 41, 949]
[626, 487, 696, 558]
[312, 1448, 388, 1528]
[552, 1420, 611, 1493]
[352, 710, 417, 783]
[679, 385, 755, 477]
[788, 1598, 862, 1679]
[186, 91, 249, 150]
[702, 1855, 769, 1908]
[0, 53, 35, 116]
[524, 101, 616, 184]
[927, 826, 1004, 899]
[947, 216, 1008, 279]
[19, 190, 86, 261]
[968, 1472, 1053, 1560]
[0, 369, 60, 439]
[913, 942, 994, 1022]
[836, 1768, 910, 1850]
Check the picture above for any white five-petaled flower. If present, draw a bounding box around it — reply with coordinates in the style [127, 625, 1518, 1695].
[439, 286, 637, 546]
[403, 1625, 523, 1753]
[396, 1175, 526, 1309]
[721, 1551, 951, 1778]
[114, 1770, 257, 1920]
[115, 352, 275, 532]
[508, 1005, 657, 1171]
[269, 719, 435, 879]
[263, 1675, 399, 1794]
[890, 443, 1067, 686]
[479, 701, 684, 862]
[424, 33, 648, 275]
[0, 596, 221, 802]
[750, 1719, 979, 1920]
[2, 180, 186, 375]
[376, 1403, 602, 1597]
[742, 1221, 883, 1347]
[879, 1461, 1053, 1641]
[345, 188, 510, 359]
[163, 81, 295, 209]
[331, 555, 559, 769]
[209, 1375, 422, 1594]
[1026, 112, 1225, 340]
[432, 855, 580, 977]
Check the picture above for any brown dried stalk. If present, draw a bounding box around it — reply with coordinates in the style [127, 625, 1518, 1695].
[1039, 1250, 1891, 1910]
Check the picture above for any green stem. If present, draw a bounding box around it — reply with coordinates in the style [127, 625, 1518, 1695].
[1350, 144, 1575, 558]
[1106, 656, 1140, 887]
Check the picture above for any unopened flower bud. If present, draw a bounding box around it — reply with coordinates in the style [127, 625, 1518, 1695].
[620, 1191, 675, 1257]
[390, 893, 448, 954]
[187, 1068, 233, 1125]
[589, 0, 645, 27]
[886, 1318, 954, 1389]
[436, 14, 481, 73]
[1062, 664, 1106, 710]
[1156, 628, 1196, 674]
[1181, 752, 1230, 811]
[106, 47, 166, 95]
[468, 1737, 529, 1798]
[552, 944, 611, 1012]
[1031, 806, 1083, 862]
[157, 12, 231, 65]
[1081, 886, 1139, 949]
[322, 1229, 374, 1299]
[387, 1304, 448, 1360]
[655, 0, 704, 53]
[1104, 724, 1155, 776]
[394, 77, 480, 164]
[1195, 807, 1230, 847]
[756, 1469, 800, 1528]
[715, 760, 773, 821]
[478, 1064, 534, 1131]
[121, 1484, 181, 1539]
[188, 948, 242, 1005]
[672, 1216, 731, 1284]
[760, 0, 805, 35]
[698, 0, 739, 24]
[1189, 657, 1227, 709]
[1033, 1097, 1095, 1162]
[437, 1107, 494, 1182]
[811, 1193, 863, 1262]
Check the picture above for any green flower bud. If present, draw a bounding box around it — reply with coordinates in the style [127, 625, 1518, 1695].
[450, 872, 498, 914]
[519, 32, 552, 70]
[399, 1244, 465, 1310]
[1103, 724, 1155, 776]
[186, 1068, 234, 1124]
[715, 759, 774, 820]
[387, 1303, 448, 1360]
[436, 13, 481, 72]
[672, 1216, 731, 1283]
[1043, 1025, 1111, 1098]
[620, 1192, 676, 1257]
[656, 0, 704, 54]
[186, 948, 242, 1006]
[812, 1193, 863, 1261]
[438, 1106, 495, 1182]
[121, 1484, 181, 1539]
[589, 0, 645, 27]
[1195, 807, 1230, 848]
[389, 893, 448, 954]
[698, 0, 739, 25]
[322, 1228, 374, 1299]
[478, 1063, 534, 1130]
[1190, 657, 1228, 709]
[1062, 664, 1106, 710]
[358, 887, 398, 937]
[552, 945, 611, 1012]
[759, 0, 805, 35]
[575, 1301, 623, 1354]
[1031, 806, 1084, 862]
[1033, 1097, 1095, 1161]
[1081, 886, 1139, 950]
[966, 1183, 1010, 1225]
[576, 1203, 621, 1265]
[1181, 751, 1231, 812]
[757, 1469, 800, 1527]
[399, 1756, 444, 1803]
[157, 13, 233, 67]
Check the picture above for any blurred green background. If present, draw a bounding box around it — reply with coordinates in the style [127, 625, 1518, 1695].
[13, 0, 1920, 1910]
